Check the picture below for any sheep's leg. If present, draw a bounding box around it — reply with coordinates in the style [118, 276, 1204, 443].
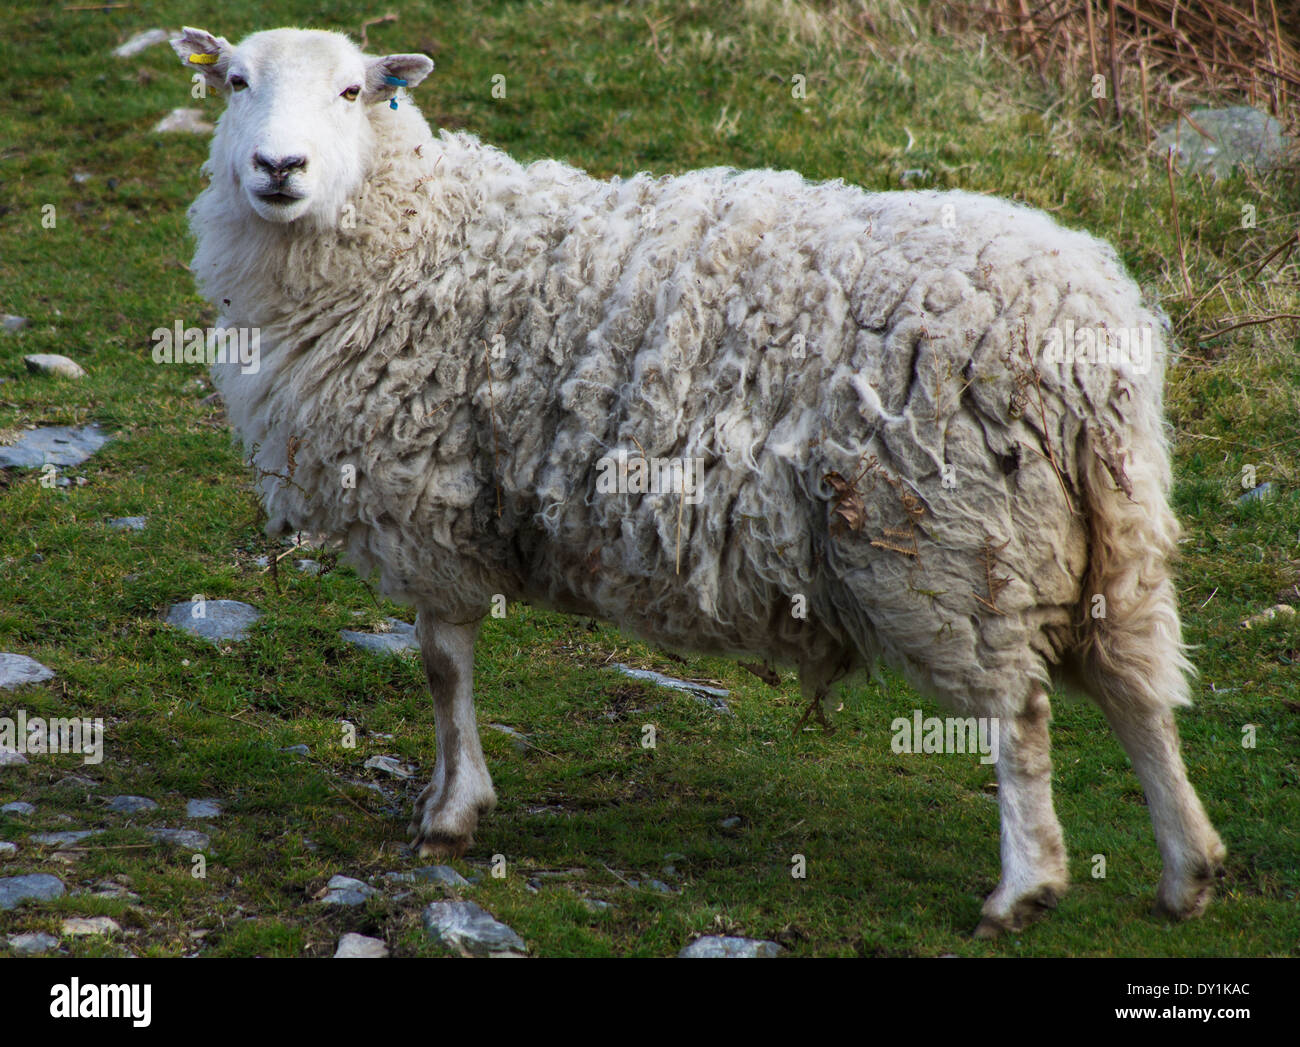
[1095, 702, 1225, 920]
[408, 613, 497, 858]
[975, 687, 1069, 938]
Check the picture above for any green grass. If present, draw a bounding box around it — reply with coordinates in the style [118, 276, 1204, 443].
[0, 0, 1297, 957]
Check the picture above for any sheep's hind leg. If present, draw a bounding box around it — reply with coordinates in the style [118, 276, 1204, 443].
[975, 687, 1070, 938]
[408, 613, 497, 858]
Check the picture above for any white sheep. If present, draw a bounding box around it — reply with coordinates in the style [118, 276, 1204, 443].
[173, 26, 1225, 937]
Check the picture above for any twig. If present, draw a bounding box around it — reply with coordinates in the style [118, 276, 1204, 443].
[1166, 146, 1194, 298]
[359, 12, 398, 50]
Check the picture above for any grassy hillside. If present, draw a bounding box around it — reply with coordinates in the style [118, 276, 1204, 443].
[0, 0, 1296, 956]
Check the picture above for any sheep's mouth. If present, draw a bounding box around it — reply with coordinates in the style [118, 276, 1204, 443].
[256, 190, 304, 205]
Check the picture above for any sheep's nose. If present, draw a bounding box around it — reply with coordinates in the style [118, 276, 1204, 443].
[253, 152, 307, 179]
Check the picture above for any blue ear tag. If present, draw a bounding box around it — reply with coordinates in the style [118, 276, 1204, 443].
[384, 75, 407, 110]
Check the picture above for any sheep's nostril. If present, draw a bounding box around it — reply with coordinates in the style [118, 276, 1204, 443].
[253, 152, 308, 179]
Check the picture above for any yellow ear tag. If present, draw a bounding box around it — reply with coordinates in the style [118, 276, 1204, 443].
[188, 53, 219, 65]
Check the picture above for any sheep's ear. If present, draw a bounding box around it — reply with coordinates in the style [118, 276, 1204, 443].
[172, 27, 235, 91]
[364, 53, 435, 104]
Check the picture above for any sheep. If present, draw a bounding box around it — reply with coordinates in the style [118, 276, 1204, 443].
[172, 25, 1225, 937]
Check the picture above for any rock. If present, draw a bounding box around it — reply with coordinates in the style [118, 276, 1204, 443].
[0, 654, 56, 691]
[719, 815, 744, 831]
[319, 875, 378, 906]
[7, 931, 59, 955]
[1238, 482, 1275, 504]
[62, 916, 120, 937]
[91, 880, 139, 900]
[384, 865, 470, 887]
[1156, 107, 1291, 178]
[679, 935, 783, 958]
[1, 802, 35, 815]
[154, 108, 214, 135]
[0, 842, 16, 860]
[113, 28, 171, 58]
[106, 795, 158, 814]
[334, 932, 389, 958]
[295, 559, 322, 576]
[280, 744, 310, 756]
[0, 424, 110, 469]
[487, 723, 529, 753]
[1, 315, 27, 333]
[422, 901, 526, 956]
[0, 749, 29, 767]
[582, 898, 613, 913]
[30, 830, 103, 847]
[150, 828, 210, 850]
[164, 599, 262, 644]
[23, 354, 87, 379]
[0, 873, 65, 910]
[1240, 604, 1297, 630]
[107, 516, 147, 531]
[72, 173, 92, 184]
[186, 799, 222, 819]
[340, 618, 418, 656]
[612, 663, 731, 714]
[364, 755, 415, 779]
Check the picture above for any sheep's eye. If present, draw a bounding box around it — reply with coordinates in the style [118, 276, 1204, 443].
[341, 85, 361, 102]
[229, 75, 248, 92]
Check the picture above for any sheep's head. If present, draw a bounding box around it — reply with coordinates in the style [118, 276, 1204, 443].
[173, 27, 433, 227]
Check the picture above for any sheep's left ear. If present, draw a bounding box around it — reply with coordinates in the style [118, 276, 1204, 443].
[364, 53, 435, 104]
[172, 27, 235, 92]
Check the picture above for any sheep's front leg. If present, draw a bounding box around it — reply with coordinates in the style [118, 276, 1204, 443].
[975, 688, 1070, 938]
[408, 613, 497, 858]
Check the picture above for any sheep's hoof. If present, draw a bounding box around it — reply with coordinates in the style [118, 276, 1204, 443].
[1153, 856, 1226, 922]
[974, 884, 1063, 939]
[411, 830, 472, 859]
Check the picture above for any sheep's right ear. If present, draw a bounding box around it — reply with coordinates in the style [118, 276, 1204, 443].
[172, 27, 235, 91]
[364, 52, 435, 103]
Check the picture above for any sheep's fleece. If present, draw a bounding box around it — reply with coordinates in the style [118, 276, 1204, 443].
[178, 27, 1225, 936]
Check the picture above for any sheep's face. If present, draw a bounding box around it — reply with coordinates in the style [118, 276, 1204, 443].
[174, 27, 433, 228]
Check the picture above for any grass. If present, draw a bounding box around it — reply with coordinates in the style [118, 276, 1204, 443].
[0, 0, 1297, 957]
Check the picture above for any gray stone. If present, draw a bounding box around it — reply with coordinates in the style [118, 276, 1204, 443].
[164, 599, 261, 644]
[1238, 482, 1274, 504]
[0, 653, 55, 690]
[384, 865, 470, 887]
[280, 744, 310, 756]
[2, 802, 35, 815]
[91, 880, 139, 900]
[106, 795, 158, 814]
[612, 662, 731, 714]
[364, 755, 415, 779]
[7, 931, 59, 954]
[334, 932, 389, 958]
[113, 28, 171, 58]
[295, 559, 322, 576]
[0, 842, 16, 860]
[150, 828, 210, 850]
[0, 425, 109, 469]
[1, 315, 27, 333]
[679, 935, 783, 958]
[719, 815, 744, 831]
[1156, 107, 1291, 178]
[62, 916, 120, 937]
[107, 516, 147, 531]
[186, 798, 222, 819]
[154, 108, 213, 135]
[0, 749, 29, 767]
[320, 875, 378, 906]
[341, 618, 418, 656]
[0, 873, 65, 910]
[582, 898, 613, 913]
[30, 830, 103, 847]
[24, 354, 86, 379]
[422, 901, 526, 956]
[487, 723, 529, 753]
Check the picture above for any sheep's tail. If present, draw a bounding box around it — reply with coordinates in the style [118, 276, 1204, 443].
[1072, 406, 1194, 714]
